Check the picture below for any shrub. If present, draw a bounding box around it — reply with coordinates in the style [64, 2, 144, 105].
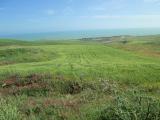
[98, 92, 160, 120]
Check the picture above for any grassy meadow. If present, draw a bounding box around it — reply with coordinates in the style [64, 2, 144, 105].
[0, 35, 160, 120]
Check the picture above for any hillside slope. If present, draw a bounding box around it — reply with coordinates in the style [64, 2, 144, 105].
[0, 36, 160, 120]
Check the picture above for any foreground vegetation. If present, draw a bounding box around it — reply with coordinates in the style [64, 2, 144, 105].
[0, 35, 160, 120]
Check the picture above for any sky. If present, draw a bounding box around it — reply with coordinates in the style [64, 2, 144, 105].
[1, 0, 160, 34]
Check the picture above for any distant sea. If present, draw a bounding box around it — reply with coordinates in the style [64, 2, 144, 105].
[1, 28, 160, 40]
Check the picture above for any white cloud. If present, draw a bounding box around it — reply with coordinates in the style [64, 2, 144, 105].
[63, 7, 74, 15]
[143, 0, 160, 3]
[88, 0, 127, 12]
[79, 14, 160, 29]
[80, 14, 160, 19]
[45, 9, 55, 15]
[88, 7, 106, 11]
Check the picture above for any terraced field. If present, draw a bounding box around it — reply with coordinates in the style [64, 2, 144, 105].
[0, 37, 160, 120]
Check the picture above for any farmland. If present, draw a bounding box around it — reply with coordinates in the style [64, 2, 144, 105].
[0, 35, 160, 120]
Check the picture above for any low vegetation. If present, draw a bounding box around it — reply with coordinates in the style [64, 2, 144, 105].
[0, 35, 160, 120]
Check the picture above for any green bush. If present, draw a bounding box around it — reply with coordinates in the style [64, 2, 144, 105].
[98, 93, 160, 120]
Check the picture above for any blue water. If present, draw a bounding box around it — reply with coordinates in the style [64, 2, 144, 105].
[1, 28, 160, 40]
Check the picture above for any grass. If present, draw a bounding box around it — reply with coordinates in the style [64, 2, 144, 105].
[0, 35, 160, 120]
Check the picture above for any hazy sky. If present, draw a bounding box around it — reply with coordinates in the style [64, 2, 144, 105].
[1, 0, 160, 34]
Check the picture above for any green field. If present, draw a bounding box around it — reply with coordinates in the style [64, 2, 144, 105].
[0, 36, 160, 120]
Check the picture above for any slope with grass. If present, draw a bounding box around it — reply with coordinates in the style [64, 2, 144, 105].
[0, 36, 160, 120]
